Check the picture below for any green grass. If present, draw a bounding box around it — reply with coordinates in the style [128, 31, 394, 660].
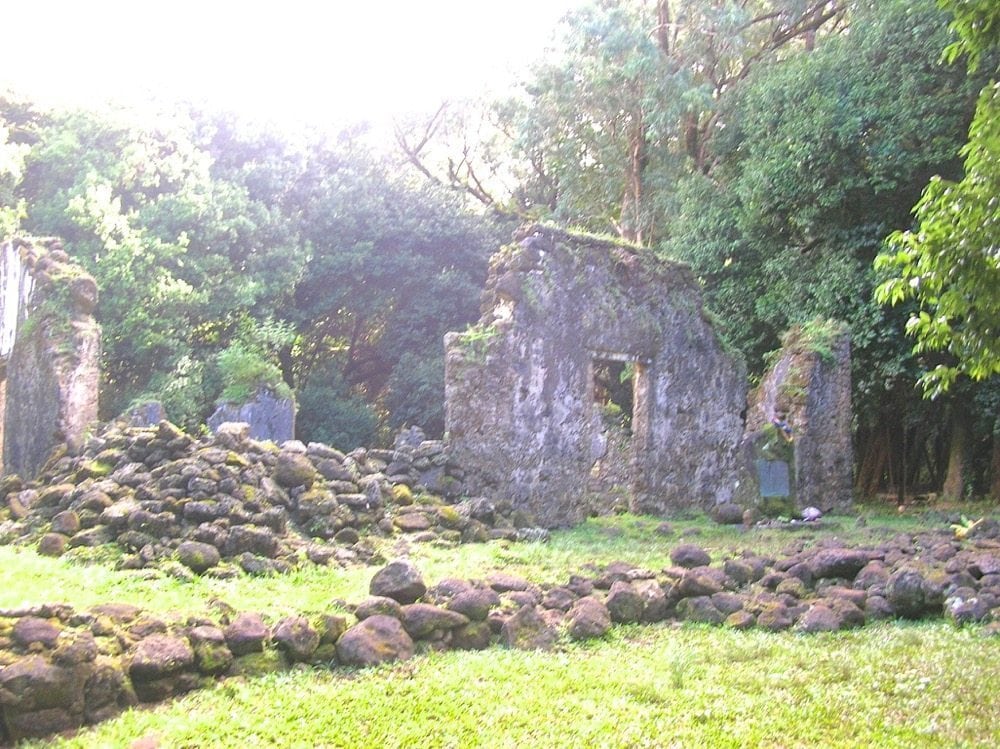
[29, 623, 1000, 748]
[0, 545, 373, 618]
[0, 509, 970, 620]
[6, 507, 999, 747]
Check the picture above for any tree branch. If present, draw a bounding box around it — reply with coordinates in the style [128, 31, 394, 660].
[392, 102, 449, 185]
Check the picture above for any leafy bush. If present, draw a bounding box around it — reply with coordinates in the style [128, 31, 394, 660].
[215, 317, 295, 404]
[385, 352, 446, 437]
[296, 375, 378, 450]
[780, 318, 848, 364]
[216, 343, 290, 403]
[145, 355, 209, 430]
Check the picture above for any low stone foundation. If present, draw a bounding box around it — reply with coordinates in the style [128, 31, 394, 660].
[1, 522, 997, 743]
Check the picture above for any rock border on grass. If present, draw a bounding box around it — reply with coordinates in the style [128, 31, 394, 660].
[0, 525, 998, 743]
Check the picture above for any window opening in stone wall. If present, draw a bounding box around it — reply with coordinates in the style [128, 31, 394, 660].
[593, 358, 635, 434]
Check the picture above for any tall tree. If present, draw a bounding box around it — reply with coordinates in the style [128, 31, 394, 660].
[661, 0, 984, 497]
[10, 100, 501, 441]
[875, 0, 1000, 397]
[291, 137, 503, 444]
[398, 1, 846, 244]
[0, 113, 28, 236]
[18, 108, 222, 420]
[873, 0, 1000, 497]
[681, 0, 977, 367]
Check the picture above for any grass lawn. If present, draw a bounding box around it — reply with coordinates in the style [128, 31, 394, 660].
[5, 506, 1000, 748]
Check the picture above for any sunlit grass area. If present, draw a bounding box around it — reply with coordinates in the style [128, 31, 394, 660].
[0, 507, 977, 619]
[6, 507, 998, 748]
[29, 622, 999, 749]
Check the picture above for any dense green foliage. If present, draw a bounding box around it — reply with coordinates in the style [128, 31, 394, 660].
[1, 99, 502, 445]
[876, 1, 1000, 397]
[2, 0, 997, 494]
[876, 82, 1000, 396]
[668, 0, 975, 373]
[0, 118, 27, 236]
[405, 2, 977, 380]
[402, 0, 991, 496]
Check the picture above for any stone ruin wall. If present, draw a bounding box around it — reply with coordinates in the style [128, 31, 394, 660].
[445, 226, 855, 526]
[0, 230, 853, 523]
[445, 225, 753, 527]
[746, 324, 853, 513]
[0, 237, 100, 477]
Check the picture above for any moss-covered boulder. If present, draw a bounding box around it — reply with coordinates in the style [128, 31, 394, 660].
[273, 452, 317, 489]
[176, 541, 222, 574]
[336, 615, 414, 667]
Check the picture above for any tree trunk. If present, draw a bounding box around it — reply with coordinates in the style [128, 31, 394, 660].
[855, 425, 889, 499]
[942, 409, 969, 500]
[655, 1, 673, 57]
[990, 434, 1000, 500]
[278, 345, 295, 390]
[620, 112, 648, 245]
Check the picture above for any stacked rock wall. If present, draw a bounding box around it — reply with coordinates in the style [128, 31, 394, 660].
[0, 419, 535, 573]
[0, 238, 100, 478]
[2, 522, 998, 743]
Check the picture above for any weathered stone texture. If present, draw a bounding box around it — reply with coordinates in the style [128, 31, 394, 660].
[0, 238, 100, 477]
[745, 323, 853, 513]
[208, 389, 296, 443]
[445, 225, 750, 527]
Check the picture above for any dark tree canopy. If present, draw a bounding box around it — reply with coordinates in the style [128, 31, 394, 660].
[3, 97, 503, 446]
[876, 0, 1000, 397]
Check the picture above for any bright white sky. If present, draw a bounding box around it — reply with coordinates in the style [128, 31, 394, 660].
[3, 0, 580, 132]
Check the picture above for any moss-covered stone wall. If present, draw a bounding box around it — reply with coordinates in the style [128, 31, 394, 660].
[445, 224, 752, 526]
[745, 321, 853, 513]
[0, 237, 100, 477]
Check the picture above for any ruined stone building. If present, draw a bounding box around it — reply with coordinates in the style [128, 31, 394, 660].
[0, 227, 852, 528]
[0, 238, 100, 477]
[445, 225, 853, 527]
[445, 226, 755, 527]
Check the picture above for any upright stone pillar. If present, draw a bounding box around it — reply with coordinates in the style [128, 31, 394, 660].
[745, 320, 853, 513]
[0, 238, 101, 477]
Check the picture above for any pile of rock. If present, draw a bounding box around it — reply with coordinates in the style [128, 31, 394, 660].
[1, 526, 999, 743]
[652, 528, 1000, 631]
[0, 420, 540, 574]
[0, 522, 1000, 741]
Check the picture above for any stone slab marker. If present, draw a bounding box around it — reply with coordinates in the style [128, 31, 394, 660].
[208, 388, 296, 443]
[0, 238, 100, 477]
